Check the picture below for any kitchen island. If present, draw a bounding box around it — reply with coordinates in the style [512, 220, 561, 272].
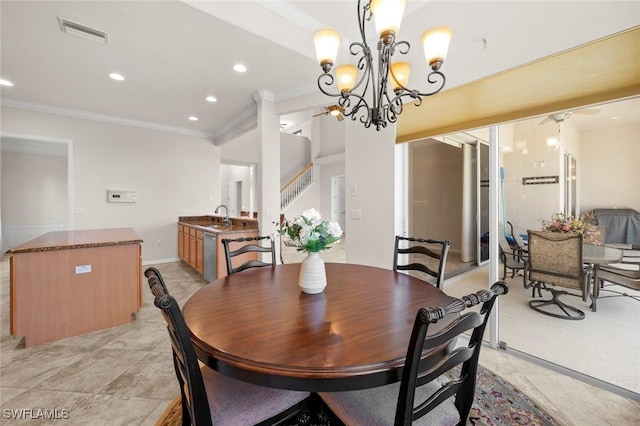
[6, 228, 143, 347]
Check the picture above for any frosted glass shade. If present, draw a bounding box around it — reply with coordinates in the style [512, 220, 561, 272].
[370, 0, 407, 37]
[390, 62, 411, 90]
[421, 26, 453, 70]
[313, 29, 341, 66]
[335, 64, 358, 92]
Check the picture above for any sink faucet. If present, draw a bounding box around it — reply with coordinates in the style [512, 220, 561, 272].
[214, 204, 232, 226]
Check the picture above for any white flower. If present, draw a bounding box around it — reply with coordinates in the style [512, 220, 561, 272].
[301, 208, 321, 223]
[278, 208, 342, 253]
[327, 221, 342, 237]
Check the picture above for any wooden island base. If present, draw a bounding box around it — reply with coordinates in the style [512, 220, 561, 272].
[7, 228, 143, 348]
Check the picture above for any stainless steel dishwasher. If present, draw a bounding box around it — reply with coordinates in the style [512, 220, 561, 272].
[203, 233, 217, 282]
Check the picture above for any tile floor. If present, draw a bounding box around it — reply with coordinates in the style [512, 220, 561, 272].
[1, 247, 639, 425]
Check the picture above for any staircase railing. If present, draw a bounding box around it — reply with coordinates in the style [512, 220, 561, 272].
[281, 163, 313, 210]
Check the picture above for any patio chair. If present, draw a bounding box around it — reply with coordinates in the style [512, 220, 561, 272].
[498, 232, 526, 282]
[145, 267, 309, 425]
[526, 230, 590, 320]
[393, 236, 451, 289]
[319, 282, 509, 426]
[222, 236, 276, 275]
[592, 247, 640, 311]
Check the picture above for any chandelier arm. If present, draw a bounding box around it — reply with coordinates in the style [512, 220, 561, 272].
[394, 40, 410, 55]
[338, 92, 373, 128]
[346, 42, 374, 95]
[317, 73, 347, 98]
[358, 0, 370, 43]
[414, 70, 447, 97]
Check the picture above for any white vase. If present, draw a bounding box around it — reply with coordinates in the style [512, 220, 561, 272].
[298, 251, 327, 294]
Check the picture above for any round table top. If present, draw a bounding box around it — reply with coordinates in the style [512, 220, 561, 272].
[182, 262, 455, 392]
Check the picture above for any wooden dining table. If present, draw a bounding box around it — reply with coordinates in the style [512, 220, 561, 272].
[182, 263, 456, 392]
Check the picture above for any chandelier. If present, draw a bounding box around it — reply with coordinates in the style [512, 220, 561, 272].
[313, 0, 452, 131]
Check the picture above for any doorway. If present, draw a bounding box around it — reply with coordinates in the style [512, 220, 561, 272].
[220, 162, 255, 217]
[0, 133, 73, 251]
[227, 180, 242, 217]
[331, 175, 346, 232]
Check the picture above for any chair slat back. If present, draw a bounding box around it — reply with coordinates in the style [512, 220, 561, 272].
[222, 236, 276, 275]
[145, 268, 212, 426]
[393, 236, 451, 289]
[395, 282, 508, 425]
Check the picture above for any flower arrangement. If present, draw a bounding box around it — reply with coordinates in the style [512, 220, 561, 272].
[541, 212, 593, 235]
[279, 208, 343, 253]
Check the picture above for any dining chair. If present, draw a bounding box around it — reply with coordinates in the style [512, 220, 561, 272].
[145, 267, 309, 426]
[319, 282, 509, 426]
[222, 235, 276, 275]
[526, 230, 590, 320]
[393, 236, 451, 289]
[592, 248, 640, 311]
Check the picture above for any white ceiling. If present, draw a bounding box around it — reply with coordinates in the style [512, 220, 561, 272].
[1, 1, 638, 142]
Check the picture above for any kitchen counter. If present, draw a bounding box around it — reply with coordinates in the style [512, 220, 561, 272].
[5, 227, 142, 254]
[178, 215, 259, 234]
[178, 215, 260, 280]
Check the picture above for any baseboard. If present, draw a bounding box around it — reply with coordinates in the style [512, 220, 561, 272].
[142, 257, 180, 266]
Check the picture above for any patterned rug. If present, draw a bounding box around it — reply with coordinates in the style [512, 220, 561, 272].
[156, 365, 556, 425]
[458, 365, 555, 425]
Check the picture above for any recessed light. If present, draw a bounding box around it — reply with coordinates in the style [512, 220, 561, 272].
[188, 116, 198, 121]
[109, 73, 125, 81]
[233, 64, 247, 73]
[206, 96, 217, 102]
[0, 79, 14, 86]
[611, 116, 621, 120]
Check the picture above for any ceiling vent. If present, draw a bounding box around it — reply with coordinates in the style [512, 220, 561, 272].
[58, 17, 108, 44]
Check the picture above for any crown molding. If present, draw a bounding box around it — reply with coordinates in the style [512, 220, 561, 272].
[1, 98, 216, 140]
[213, 103, 258, 143]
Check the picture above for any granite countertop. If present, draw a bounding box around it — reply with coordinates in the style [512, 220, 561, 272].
[179, 215, 259, 234]
[6, 228, 143, 254]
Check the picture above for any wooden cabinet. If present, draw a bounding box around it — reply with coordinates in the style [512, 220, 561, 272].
[178, 220, 258, 279]
[188, 227, 197, 268]
[196, 230, 204, 275]
[179, 223, 205, 275]
[178, 224, 184, 260]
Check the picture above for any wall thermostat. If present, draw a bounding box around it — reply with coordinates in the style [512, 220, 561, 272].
[107, 189, 137, 203]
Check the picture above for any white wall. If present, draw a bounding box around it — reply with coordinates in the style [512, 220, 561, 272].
[317, 116, 345, 158]
[1, 149, 69, 250]
[2, 150, 67, 224]
[1, 106, 220, 262]
[280, 133, 310, 186]
[503, 120, 578, 231]
[219, 127, 259, 164]
[580, 123, 640, 212]
[345, 121, 396, 268]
